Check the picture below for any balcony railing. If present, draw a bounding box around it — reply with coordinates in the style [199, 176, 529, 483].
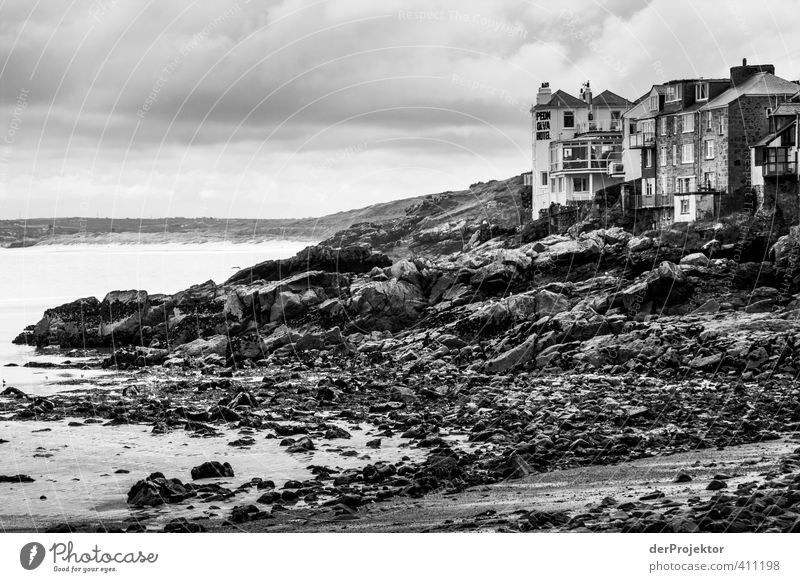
[550, 158, 621, 173]
[630, 193, 674, 209]
[763, 161, 797, 177]
[574, 120, 623, 135]
[628, 132, 656, 149]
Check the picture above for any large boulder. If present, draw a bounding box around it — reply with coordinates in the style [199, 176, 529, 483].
[18, 297, 103, 348]
[619, 261, 689, 314]
[349, 278, 427, 331]
[127, 472, 195, 506]
[533, 238, 603, 266]
[270, 291, 306, 323]
[226, 244, 390, 285]
[190, 461, 234, 480]
[174, 335, 229, 358]
[99, 290, 150, 340]
[485, 335, 538, 373]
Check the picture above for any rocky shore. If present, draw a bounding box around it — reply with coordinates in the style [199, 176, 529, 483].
[6, 188, 800, 533]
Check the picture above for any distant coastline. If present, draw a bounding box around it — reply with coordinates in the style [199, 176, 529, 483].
[0, 176, 525, 249]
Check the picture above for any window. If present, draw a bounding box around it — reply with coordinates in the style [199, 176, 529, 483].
[672, 145, 677, 165]
[645, 149, 653, 168]
[677, 177, 693, 193]
[680, 199, 690, 214]
[718, 115, 725, 135]
[704, 140, 715, 159]
[540, 171, 548, 186]
[703, 172, 716, 189]
[649, 96, 659, 111]
[660, 147, 667, 166]
[666, 84, 683, 102]
[682, 143, 694, 163]
[550, 178, 556, 192]
[558, 177, 564, 192]
[682, 113, 694, 133]
[573, 177, 588, 192]
[645, 180, 654, 196]
[563, 111, 575, 128]
[659, 176, 665, 194]
[659, 118, 667, 136]
[706, 112, 713, 131]
[695, 83, 708, 101]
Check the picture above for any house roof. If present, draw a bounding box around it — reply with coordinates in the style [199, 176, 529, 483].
[772, 103, 800, 116]
[700, 72, 800, 110]
[593, 89, 632, 108]
[532, 89, 587, 110]
[753, 122, 795, 147]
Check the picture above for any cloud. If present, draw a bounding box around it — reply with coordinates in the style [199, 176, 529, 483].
[0, 0, 797, 218]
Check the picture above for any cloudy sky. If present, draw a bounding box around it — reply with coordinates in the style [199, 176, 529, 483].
[0, 0, 798, 219]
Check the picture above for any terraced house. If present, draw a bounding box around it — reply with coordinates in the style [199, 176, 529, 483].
[751, 93, 800, 225]
[619, 59, 799, 227]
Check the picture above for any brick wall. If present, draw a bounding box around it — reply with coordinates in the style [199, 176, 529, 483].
[726, 95, 785, 194]
[657, 112, 698, 195]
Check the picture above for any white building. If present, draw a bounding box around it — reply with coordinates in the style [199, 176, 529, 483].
[530, 81, 631, 217]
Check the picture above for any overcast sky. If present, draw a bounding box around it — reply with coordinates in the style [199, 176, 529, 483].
[0, 0, 798, 219]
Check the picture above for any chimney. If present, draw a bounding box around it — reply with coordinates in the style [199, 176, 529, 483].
[536, 82, 552, 105]
[730, 58, 775, 87]
[581, 80, 592, 105]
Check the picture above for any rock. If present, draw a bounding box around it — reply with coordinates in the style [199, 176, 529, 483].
[692, 299, 720, 314]
[619, 261, 688, 314]
[350, 279, 427, 331]
[534, 290, 569, 316]
[0, 386, 27, 399]
[674, 472, 693, 483]
[706, 479, 728, 491]
[163, 518, 207, 533]
[175, 335, 228, 359]
[366, 438, 382, 449]
[286, 436, 315, 453]
[226, 244, 390, 285]
[485, 335, 537, 373]
[270, 291, 306, 323]
[98, 290, 150, 341]
[627, 236, 653, 252]
[324, 426, 352, 440]
[127, 473, 195, 506]
[690, 353, 723, 370]
[191, 461, 234, 480]
[0, 474, 35, 483]
[680, 253, 710, 267]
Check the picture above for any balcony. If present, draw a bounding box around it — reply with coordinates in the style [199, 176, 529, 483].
[763, 161, 797, 177]
[628, 132, 656, 149]
[630, 193, 674, 210]
[574, 120, 623, 135]
[523, 172, 533, 186]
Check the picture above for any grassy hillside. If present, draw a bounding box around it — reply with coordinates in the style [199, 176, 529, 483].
[0, 174, 529, 248]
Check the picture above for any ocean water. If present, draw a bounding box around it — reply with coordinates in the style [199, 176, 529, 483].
[0, 241, 311, 392]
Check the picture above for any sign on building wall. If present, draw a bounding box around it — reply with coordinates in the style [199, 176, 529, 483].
[535, 111, 551, 140]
